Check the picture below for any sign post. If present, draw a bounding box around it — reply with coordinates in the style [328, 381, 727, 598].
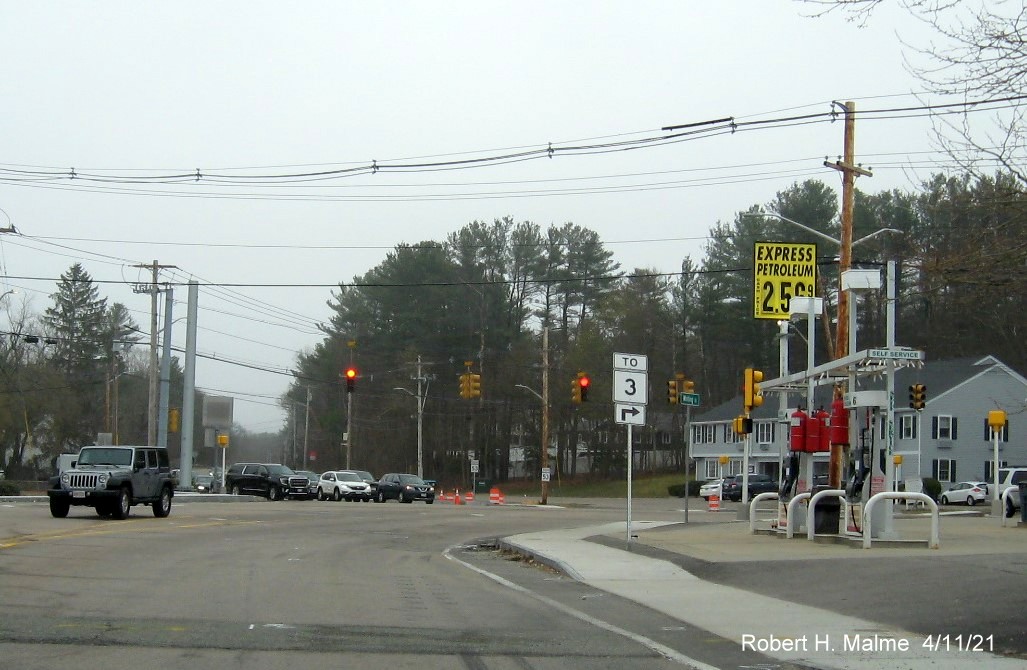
[613, 352, 648, 543]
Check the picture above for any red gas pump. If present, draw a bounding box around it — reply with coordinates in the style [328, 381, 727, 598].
[805, 407, 822, 453]
[790, 408, 808, 452]
[830, 398, 850, 446]
[815, 408, 831, 453]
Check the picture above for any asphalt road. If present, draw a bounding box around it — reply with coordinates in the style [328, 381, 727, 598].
[0, 496, 807, 670]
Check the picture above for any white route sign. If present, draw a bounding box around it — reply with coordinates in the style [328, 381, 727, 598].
[615, 404, 646, 426]
[613, 369, 648, 405]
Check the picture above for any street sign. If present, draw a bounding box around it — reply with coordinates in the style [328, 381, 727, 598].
[613, 352, 648, 372]
[541, 467, 551, 482]
[867, 348, 925, 361]
[615, 404, 646, 426]
[678, 392, 701, 407]
[613, 369, 648, 405]
[470, 460, 479, 474]
[753, 241, 817, 320]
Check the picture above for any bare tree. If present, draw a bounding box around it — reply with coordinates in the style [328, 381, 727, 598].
[801, 1, 1027, 184]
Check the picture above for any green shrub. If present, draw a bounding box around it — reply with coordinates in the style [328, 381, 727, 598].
[0, 481, 22, 496]
[667, 481, 705, 497]
[921, 477, 941, 501]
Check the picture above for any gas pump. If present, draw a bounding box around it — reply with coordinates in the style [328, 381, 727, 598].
[777, 408, 808, 530]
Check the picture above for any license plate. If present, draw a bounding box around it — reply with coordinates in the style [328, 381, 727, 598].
[72, 491, 86, 499]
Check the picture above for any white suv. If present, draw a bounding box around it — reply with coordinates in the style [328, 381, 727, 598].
[996, 467, 1027, 517]
[317, 470, 372, 502]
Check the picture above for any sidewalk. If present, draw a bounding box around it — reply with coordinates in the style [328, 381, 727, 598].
[500, 506, 1027, 670]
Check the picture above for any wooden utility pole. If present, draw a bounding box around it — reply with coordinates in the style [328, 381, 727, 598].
[824, 102, 871, 488]
[824, 101, 872, 359]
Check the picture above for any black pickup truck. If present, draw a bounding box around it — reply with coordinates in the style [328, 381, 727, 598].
[224, 463, 313, 500]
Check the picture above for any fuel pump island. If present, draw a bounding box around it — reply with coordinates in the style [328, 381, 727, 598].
[748, 263, 937, 546]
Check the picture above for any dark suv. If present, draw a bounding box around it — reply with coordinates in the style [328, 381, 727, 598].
[723, 474, 778, 502]
[46, 445, 175, 519]
[374, 473, 435, 504]
[225, 463, 313, 500]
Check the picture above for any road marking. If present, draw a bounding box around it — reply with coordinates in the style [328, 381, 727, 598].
[443, 544, 721, 670]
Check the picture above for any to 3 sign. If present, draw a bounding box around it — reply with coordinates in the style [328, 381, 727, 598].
[613, 370, 648, 405]
[753, 241, 817, 320]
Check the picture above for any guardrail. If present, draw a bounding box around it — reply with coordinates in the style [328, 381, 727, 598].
[863, 492, 939, 549]
[1000, 487, 1021, 528]
[785, 492, 812, 539]
[748, 492, 779, 533]
[806, 489, 847, 540]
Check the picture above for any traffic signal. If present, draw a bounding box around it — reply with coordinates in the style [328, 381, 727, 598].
[459, 373, 470, 398]
[345, 367, 357, 393]
[578, 373, 590, 402]
[909, 383, 926, 410]
[469, 373, 481, 399]
[733, 415, 752, 435]
[667, 379, 679, 404]
[682, 379, 695, 394]
[168, 408, 180, 433]
[743, 368, 764, 412]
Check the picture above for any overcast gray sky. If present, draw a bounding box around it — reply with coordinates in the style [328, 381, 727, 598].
[1, 2, 966, 431]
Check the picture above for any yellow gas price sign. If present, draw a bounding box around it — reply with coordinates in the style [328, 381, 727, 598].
[753, 242, 817, 319]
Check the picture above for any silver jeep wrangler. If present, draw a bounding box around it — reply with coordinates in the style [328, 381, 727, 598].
[47, 446, 175, 519]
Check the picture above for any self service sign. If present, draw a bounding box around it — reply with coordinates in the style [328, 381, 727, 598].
[753, 241, 817, 320]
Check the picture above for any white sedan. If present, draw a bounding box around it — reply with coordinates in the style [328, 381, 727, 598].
[317, 471, 373, 502]
[939, 481, 988, 506]
[698, 479, 725, 501]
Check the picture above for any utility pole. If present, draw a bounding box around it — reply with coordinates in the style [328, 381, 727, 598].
[303, 386, 311, 470]
[415, 355, 424, 479]
[824, 101, 873, 359]
[133, 260, 177, 446]
[540, 327, 550, 505]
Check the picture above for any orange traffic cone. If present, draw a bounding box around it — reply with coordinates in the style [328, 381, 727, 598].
[708, 494, 720, 512]
[489, 487, 501, 505]
[465, 490, 475, 502]
[454, 490, 464, 505]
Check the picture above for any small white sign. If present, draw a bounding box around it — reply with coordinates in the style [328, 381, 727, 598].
[615, 403, 646, 425]
[541, 467, 551, 482]
[613, 352, 648, 372]
[470, 460, 479, 474]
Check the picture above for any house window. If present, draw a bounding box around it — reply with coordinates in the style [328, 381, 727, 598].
[727, 459, 742, 476]
[899, 414, 917, 440]
[755, 422, 774, 444]
[661, 432, 671, 445]
[704, 460, 719, 479]
[729, 423, 745, 443]
[692, 424, 714, 444]
[983, 419, 1009, 442]
[598, 432, 609, 444]
[933, 415, 957, 440]
[933, 458, 957, 483]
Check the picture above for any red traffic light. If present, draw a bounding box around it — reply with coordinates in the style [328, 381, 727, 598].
[578, 376, 590, 388]
[345, 367, 357, 393]
[345, 368, 357, 379]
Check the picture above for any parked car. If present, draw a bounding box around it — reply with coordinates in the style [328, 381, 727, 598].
[224, 463, 313, 500]
[193, 474, 216, 493]
[699, 479, 725, 501]
[995, 467, 1027, 517]
[317, 470, 373, 501]
[375, 473, 435, 504]
[722, 474, 777, 502]
[939, 481, 988, 506]
[296, 471, 320, 498]
[353, 470, 378, 495]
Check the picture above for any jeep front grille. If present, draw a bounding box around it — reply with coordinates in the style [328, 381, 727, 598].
[68, 473, 101, 489]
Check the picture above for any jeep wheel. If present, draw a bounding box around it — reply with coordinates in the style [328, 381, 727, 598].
[375, 490, 386, 503]
[112, 487, 131, 520]
[95, 505, 112, 518]
[231, 485, 242, 496]
[49, 497, 70, 518]
[153, 487, 172, 517]
[268, 486, 280, 501]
